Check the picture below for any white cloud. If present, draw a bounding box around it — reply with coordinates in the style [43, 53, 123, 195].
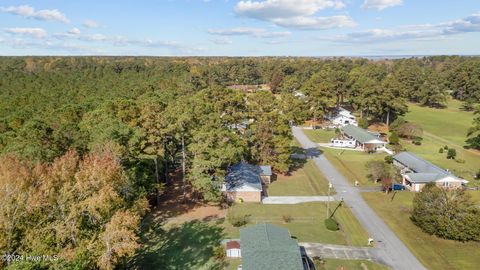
[208, 27, 291, 38]
[68, 28, 81, 35]
[4, 27, 47, 39]
[0, 5, 69, 23]
[327, 13, 480, 43]
[361, 0, 403, 11]
[83, 20, 100, 28]
[234, 0, 354, 30]
[211, 37, 233, 44]
[272, 15, 355, 29]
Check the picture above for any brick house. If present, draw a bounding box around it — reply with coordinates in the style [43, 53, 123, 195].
[393, 152, 468, 192]
[222, 162, 271, 203]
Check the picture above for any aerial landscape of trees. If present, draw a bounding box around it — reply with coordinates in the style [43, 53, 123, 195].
[0, 56, 479, 268]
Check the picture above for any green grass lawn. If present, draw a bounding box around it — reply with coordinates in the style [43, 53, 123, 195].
[321, 148, 387, 186]
[129, 219, 227, 270]
[362, 192, 480, 270]
[402, 99, 480, 182]
[268, 159, 331, 196]
[225, 258, 241, 270]
[304, 129, 336, 143]
[222, 202, 369, 246]
[404, 99, 474, 147]
[317, 259, 390, 270]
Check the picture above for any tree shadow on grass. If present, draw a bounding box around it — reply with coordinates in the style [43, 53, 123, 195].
[127, 220, 227, 270]
[289, 146, 323, 175]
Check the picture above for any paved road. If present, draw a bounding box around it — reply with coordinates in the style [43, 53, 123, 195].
[300, 243, 386, 264]
[292, 127, 426, 270]
[262, 196, 335, 204]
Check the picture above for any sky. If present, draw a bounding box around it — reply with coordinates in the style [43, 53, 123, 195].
[0, 0, 479, 56]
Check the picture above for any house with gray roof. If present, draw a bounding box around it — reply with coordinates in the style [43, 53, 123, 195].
[238, 224, 304, 270]
[222, 162, 272, 202]
[393, 152, 467, 192]
[331, 125, 386, 152]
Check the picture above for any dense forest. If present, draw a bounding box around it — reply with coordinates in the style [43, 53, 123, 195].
[0, 56, 479, 269]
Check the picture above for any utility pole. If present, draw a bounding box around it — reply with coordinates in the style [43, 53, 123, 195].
[326, 182, 333, 219]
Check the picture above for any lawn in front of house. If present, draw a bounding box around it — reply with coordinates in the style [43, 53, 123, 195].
[222, 202, 369, 246]
[268, 159, 331, 196]
[304, 129, 337, 143]
[362, 192, 480, 270]
[321, 147, 387, 186]
[317, 259, 390, 270]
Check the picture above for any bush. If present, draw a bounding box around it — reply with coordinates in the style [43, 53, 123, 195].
[389, 132, 399, 145]
[412, 139, 422, 145]
[227, 214, 250, 227]
[411, 183, 480, 241]
[439, 148, 444, 153]
[444, 145, 449, 150]
[324, 218, 339, 231]
[213, 245, 226, 260]
[476, 170, 480, 179]
[455, 158, 466, 164]
[384, 155, 393, 164]
[282, 214, 293, 223]
[447, 148, 457, 159]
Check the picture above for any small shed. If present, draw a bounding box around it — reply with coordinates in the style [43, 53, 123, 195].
[226, 240, 241, 258]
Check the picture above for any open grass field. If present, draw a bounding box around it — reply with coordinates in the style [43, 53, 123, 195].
[268, 159, 331, 196]
[403, 99, 480, 182]
[362, 192, 480, 270]
[223, 202, 369, 246]
[304, 129, 336, 143]
[321, 148, 387, 186]
[318, 259, 390, 270]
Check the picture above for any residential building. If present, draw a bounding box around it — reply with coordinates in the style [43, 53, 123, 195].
[393, 152, 468, 192]
[326, 107, 358, 127]
[239, 224, 304, 270]
[331, 125, 386, 152]
[222, 162, 271, 202]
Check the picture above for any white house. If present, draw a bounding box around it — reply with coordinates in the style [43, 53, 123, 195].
[327, 107, 358, 127]
[393, 152, 468, 192]
[331, 125, 386, 152]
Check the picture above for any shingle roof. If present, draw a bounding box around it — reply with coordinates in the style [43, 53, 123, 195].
[393, 152, 450, 176]
[342, 125, 383, 144]
[240, 224, 304, 270]
[224, 162, 262, 191]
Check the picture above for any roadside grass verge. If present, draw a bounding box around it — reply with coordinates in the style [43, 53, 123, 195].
[321, 148, 387, 186]
[304, 129, 336, 143]
[318, 259, 390, 270]
[362, 192, 480, 270]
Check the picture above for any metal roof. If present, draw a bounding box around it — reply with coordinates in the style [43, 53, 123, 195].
[393, 152, 451, 177]
[240, 224, 304, 270]
[404, 173, 448, 183]
[224, 162, 263, 191]
[341, 125, 383, 144]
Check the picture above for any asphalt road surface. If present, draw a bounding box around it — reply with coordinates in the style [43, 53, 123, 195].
[292, 127, 426, 270]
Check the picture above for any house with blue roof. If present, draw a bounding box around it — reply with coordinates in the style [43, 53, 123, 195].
[393, 152, 468, 192]
[221, 162, 272, 202]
